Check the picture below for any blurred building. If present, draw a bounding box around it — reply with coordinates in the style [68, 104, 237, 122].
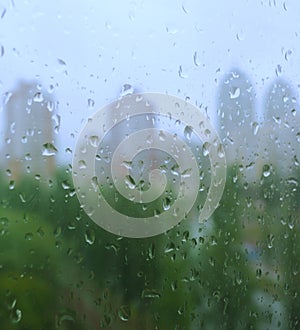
[2, 80, 56, 181]
[217, 68, 259, 179]
[262, 78, 299, 175]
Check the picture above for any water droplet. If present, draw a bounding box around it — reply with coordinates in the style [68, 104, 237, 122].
[33, 92, 44, 102]
[84, 229, 95, 245]
[162, 197, 171, 211]
[193, 51, 200, 66]
[88, 98, 95, 109]
[42, 142, 58, 156]
[78, 160, 87, 169]
[267, 233, 274, 249]
[252, 122, 259, 135]
[275, 64, 282, 77]
[57, 58, 66, 66]
[120, 84, 134, 97]
[0, 45, 4, 57]
[164, 242, 175, 253]
[262, 164, 271, 177]
[141, 289, 161, 299]
[159, 130, 166, 141]
[62, 180, 70, 190]
[9, 180, 15, 190]
[25, 232, 33, 241]
[229, 87, 240, 99]
[178, 65, 188, 79]
[10, 309, 22, 323]
[202, 142, 210, 156]
[118, 305, 131, 321]
[285, 49, 292, 61]
[125, 175, 136, 189]
[148, 243, 155, 259]
[184, 125, 193, 141]
[217, 144, 225, 158]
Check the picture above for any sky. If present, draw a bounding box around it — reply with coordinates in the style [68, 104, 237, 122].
[0, 0, 300, 163]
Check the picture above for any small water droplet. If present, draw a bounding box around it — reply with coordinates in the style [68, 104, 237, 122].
[202, 142, 210, 156]
[120, 84, 134, 97]
[118, 305, 131, 321]
[33, 92, 44, 102]
[25, 232, 33, 241]
[193, 51, 200, 66]
[162, 197, 171, 211]
[252, 122, 259, 135]
[184, 125, 193, 141]
[62, 180, 70, 190]
[9, 180, 15, 190]
[178, 65, 188, 79]
[57, 58, 66, 66]
[42, 142, 58, 156]
[88, 98, 95, 109]
[125, 175, 136, 189]
[275, 64, 282, 77]
[262, 164, 271, 177]
[84, 229, 95, 245]
[141, 289, 161, 299]
[10, 308, 22, 323]
[267, 233, 274, 249]
[0, 45, 4, 57]
[229, 87, 240, 99]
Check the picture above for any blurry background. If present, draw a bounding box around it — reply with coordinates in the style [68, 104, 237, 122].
[1, 0, 300, 329]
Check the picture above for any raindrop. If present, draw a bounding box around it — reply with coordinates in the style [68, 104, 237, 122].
[252, 122, 259, 135]
[164, 242, 175, 253]
[125, 175, 136, 189]
[62, 180, 70, 190]
[120, 84, 134, 97]
[202, 142, 210, 156]
[162, 197, 171, 211]
[184, 125, 193, 141]
[0, 45, 4, 57]
[229, 87, 240, 99]
[88, 98, 95, 109]
[193, 51, 200, 66]
[285, 49, 292, 61]
[148, 243, 155, 259]
[118, 305, 131, 321]
[10, 309, 22, 323]
[262, 164, 271, 177]
[84, 229, 95, 245]
[178, 65, 188, 79]
[267, 233, 275, 249]
[91, 176, 99, 191]
[25, 232, 33, 241]
[275, 64, 282, 77]
[33, 92, 44, 103]
[141, 289, 161, 299]
[8, 180, 15, 190]
[89, 135, 99, 147]
[57, 58, 66, 66]
[42, 142, 58, 156]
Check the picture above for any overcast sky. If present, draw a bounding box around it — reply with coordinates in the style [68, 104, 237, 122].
[0, 0, 300, 163]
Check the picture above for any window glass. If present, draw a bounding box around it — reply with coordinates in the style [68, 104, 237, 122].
[0, 1, 299, 329]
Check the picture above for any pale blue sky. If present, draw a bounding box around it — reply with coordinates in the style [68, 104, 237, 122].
[0, 0, 299, 163]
